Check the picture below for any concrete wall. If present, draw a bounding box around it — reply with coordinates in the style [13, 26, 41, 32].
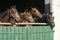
[52, 0, 60, 40]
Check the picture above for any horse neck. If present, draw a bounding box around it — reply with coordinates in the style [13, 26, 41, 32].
[28, 11, 33, 17]
[1, 13, 10, 22]
[30, 11, 35, 18]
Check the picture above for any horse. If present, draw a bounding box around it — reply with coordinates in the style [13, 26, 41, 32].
[47, 12, 55, 29]
[9, 6, 21, 23]
[39, 12, 55, 29]
[23, 11, 35, 23]
[19, 12, 34, 26]
[30, 7, 42, 19]
[18, 8, 42, 26]
[0, 6, 21, 26]
[23, 7, 42, 23]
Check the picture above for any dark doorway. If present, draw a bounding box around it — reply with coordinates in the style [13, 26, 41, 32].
[0, 0, 45, 13]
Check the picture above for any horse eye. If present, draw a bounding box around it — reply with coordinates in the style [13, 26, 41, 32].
[33, 11, 36, 12]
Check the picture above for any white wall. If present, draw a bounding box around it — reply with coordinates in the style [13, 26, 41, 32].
[52, 0, 60, 40]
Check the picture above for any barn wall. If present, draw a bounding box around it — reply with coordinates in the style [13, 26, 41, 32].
[0, 0, 45, 13]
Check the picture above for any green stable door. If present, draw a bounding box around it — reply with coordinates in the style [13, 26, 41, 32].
[0, 26, 54, 40]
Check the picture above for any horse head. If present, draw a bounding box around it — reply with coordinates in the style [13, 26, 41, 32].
[23, 11, 35, 23]
[31, 7, 42, 18]
[9, 6, 21, 22]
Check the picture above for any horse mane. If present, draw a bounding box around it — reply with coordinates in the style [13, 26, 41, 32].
[1, 9, 9, 18]
[0, 9, 10, 22]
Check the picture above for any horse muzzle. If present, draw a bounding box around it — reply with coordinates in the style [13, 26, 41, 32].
[38, 15, 42, 18]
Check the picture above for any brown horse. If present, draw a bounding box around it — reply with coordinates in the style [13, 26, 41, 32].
[18, 8, 42, 26]
[23, 11, 35, 23]
[23, 7, 42, 23]
[31, 7, 42, 18]
[0, 6, 21, 25]
[9, 6, 21, 23]
[19, 12, 33, 26]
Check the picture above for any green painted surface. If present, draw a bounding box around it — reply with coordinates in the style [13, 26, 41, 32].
[0, 26, 54, 40]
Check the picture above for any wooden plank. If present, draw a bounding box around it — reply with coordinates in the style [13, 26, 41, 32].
[0, 23, 47, 25]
